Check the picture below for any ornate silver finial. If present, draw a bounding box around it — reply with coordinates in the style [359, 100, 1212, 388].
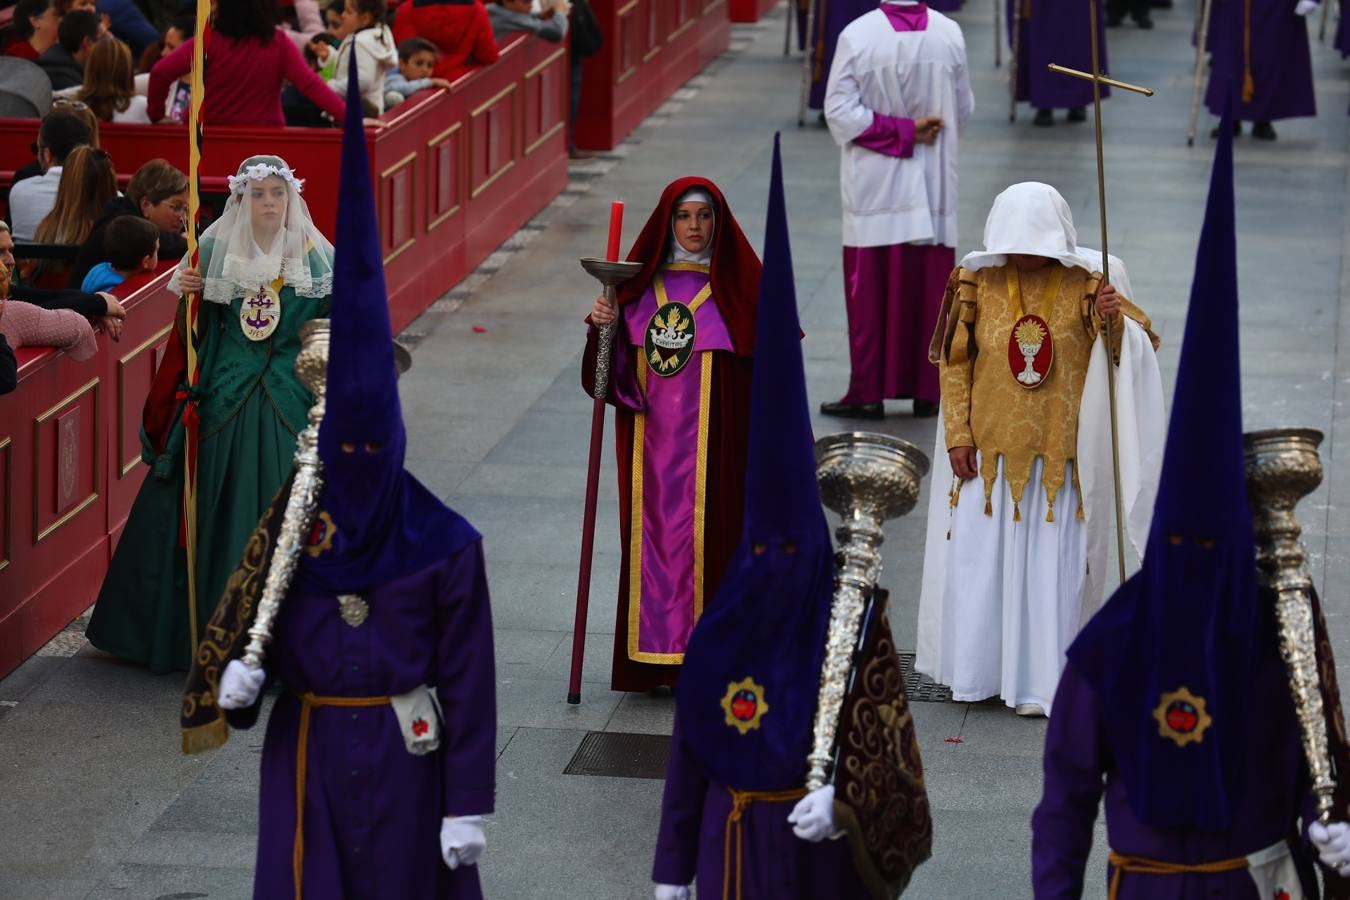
[1244, 427, 1336, 821]
[579, 258, 643, 400]
[807, 432, 929, 791]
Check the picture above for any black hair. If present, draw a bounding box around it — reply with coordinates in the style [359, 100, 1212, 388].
[105, 215, 160, 271]
[351, 0, 388, 25]
[37, 110, 91, 164]
[324, 0, 344, 16]
[57, 9, 100, 54]
[13, 0, 53, 40]
[397, 36, 437, 61]
[212, 0, 279, 42]
[168, 14, 196, 37]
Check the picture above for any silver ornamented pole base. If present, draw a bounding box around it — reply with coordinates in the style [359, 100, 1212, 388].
[806, 432, 930, 791]
[579, 258, 642, 401]
[1244, 427, 1336, 821]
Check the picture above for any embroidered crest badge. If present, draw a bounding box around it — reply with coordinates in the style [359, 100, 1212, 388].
[645, 301, 696, 377]
[240, 284, 282, 341]
[305, 510, 336, 557]
[1153, 686, 1213, 747]
[721, 677, 769, 735]
[1008, 314, 1053, 388]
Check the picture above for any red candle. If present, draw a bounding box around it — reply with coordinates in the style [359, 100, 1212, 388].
[606, 201, 624, 262]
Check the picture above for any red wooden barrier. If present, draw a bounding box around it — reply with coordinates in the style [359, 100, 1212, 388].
[0, 267, 176, 678]
[0, 35, 569, 332]
[729, 0, 778, 22]
[574, 0, 730, 151]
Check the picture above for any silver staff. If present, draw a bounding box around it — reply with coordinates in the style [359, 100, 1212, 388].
[807, 432, 929, 791]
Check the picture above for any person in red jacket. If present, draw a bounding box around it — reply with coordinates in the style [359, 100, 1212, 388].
[392, 0, 498, 81]
[148, 0, 345, 127]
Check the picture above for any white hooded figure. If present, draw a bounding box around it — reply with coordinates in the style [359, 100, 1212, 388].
[915, 182, 1164, 717]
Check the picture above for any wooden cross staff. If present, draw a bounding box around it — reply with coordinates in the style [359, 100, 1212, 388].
[1048, 14, 1152, 583]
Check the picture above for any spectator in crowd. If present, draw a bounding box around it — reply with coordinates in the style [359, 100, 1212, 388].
[567, 0, 603, 159]
[391, 0, 499, 81]
[383, 36, 451, 108]
[0, 267, 100, 361]
[5, 0, 61, 61]
[71, 38, 150, 122]
[304, 0, 352, 82]
[8, 108, 92, 239]
[72, 158, 188, 287]
[0, 322, 14, 394]
[0, 220, 126, 336]
[488, 0, 569, 44]
[136, 15, 191, 73]
[322, 0, 344, 32]
[33, 145, 117, 247]
[279, 0, 327, 50]
[80, 215, 159, 293]
[93, 0, 161, 56]
[56, 0, 110, 38]
[38, 8, 100, 90]
[321, 0, 397, 114]
[149, 0, 347, 127]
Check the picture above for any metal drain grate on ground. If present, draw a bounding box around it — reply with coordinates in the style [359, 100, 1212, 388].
[899, 652, 953, 703]
[564, 731, 671, 779]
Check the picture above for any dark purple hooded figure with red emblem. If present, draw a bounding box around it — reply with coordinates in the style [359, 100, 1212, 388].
[1030, 104, 1348, 900]
[182, 62, 497, 900]
[582, 175, 762, 693]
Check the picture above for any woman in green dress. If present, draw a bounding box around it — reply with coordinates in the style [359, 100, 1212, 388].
[87, 154, 335, 674]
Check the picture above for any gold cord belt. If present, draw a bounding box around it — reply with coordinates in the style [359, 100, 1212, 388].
[722, 786, 810, 900]
[292, 691, 391, 899]
[1107, 849, 1248, 900]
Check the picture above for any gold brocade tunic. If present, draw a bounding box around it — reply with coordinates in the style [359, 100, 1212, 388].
[935, 264, 1156, 522]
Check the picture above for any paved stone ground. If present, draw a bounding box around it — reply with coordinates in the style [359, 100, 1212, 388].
[2, 5, 1348, 899]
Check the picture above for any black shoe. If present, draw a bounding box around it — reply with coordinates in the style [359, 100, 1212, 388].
[1251, 121, 1277, 140]
[1106, 12, 1124, 25]
[1033, 108, 1054, 127]
[1066, 106, 1087, 122]
[1211, 120, 1242, 138]
[1133, 13, 1153, 27]
[820, 400, 884, 420]
[913, 399, 940, 418]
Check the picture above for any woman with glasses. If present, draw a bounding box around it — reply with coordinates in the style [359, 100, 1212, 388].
[87, 154, 336, 674]
[70, 158, 188, 287]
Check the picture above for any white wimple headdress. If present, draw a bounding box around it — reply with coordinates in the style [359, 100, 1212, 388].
[169, 154, 334, 304]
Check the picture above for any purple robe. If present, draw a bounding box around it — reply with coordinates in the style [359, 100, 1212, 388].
[1204, 0, 1315, 121]
[1031, 662, 1319, 899]
[653, 720, 869, 898]
[1009, 0, 1111, 110]
[247, 544, 496, 900]
[1338, 0, 1350, 58]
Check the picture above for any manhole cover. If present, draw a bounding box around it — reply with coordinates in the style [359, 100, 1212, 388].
[563, 731, 671, 779]
[898, 652, 953, 703]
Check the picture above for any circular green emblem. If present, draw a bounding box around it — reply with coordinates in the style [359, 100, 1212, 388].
[644, 301, 697, 377]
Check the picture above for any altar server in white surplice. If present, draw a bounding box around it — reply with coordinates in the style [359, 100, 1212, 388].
[820, 1, 974, 421]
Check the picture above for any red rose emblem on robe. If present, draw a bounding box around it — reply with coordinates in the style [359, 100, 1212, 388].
[1166, 701, 1199, 734]
[412, 718, 429, 737]
[730, 690, 758, 722]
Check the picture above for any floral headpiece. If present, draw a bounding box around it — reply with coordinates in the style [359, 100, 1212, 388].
[228, 162, 304, 196]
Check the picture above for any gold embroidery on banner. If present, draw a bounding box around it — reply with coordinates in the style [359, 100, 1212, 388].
[693, 352, 712, 619]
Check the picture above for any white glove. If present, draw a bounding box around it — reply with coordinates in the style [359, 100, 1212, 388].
[787, 784, 837, 842]
[1295, 0, 1318, 15]
[1310, 821, 1350, 871]
[654, 886, 690, 900]
[440, 815, 486, 870]
[217, 659, 266, 710]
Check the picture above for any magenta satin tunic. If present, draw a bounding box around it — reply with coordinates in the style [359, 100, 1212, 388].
[621, 265, 733, 662]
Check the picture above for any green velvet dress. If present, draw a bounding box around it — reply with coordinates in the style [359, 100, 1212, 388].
[87, 277, 329, 674]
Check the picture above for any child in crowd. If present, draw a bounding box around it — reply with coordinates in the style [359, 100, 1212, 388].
[0, 265, 100, 361]
[80, 215, 159, 293]
[306, 0, 346, 80]
[383, 37, 452, 108]
[488, 0, 570, 45]
[391, 0, 500, 81]
[323, 0, 397, 115]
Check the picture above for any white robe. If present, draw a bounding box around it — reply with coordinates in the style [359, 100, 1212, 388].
[915, 276, 1164, 714]
[823, 6, 975, 249]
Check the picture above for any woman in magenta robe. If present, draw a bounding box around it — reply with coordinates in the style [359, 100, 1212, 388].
[584, 177, 762, 693]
